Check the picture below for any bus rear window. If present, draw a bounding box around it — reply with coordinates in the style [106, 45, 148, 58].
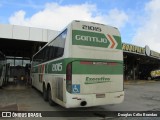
[33, 29, 67, 65]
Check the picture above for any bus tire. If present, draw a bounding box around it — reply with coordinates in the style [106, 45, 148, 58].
[43, 84, 48, 101]
[48, 86, 57, 106]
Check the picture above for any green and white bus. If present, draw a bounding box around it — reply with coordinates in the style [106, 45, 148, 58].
[31, 20, 124, 108]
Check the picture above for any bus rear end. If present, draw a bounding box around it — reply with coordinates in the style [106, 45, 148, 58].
[65, 20, 124, 108]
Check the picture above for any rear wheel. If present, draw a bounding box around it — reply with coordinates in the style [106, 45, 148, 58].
[48, 86, 57, 106]
[43, 84, 48, 101]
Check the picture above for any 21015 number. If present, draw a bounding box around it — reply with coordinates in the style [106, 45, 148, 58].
[82, 25, 102, 32]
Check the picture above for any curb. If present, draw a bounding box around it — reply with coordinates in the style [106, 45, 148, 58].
[124, 80, 156, 85]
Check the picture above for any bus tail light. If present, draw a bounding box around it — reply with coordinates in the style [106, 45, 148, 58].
[66, 63, 72, 80]
[80, 61, 93, 64]
[66, 63, 72, 93]
[80, 61, 117, 66]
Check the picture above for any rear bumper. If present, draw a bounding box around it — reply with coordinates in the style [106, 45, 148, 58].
[65, 91, 124, 108]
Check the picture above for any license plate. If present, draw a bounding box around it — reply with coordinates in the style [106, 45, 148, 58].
[96, 94, 105, 98]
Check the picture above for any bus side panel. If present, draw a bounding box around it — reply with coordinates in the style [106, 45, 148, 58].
[32, 73, 43, 92]
[46, 74, 66, 107]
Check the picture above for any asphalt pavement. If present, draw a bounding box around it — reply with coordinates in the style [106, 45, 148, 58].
[0, 81, 160, 120]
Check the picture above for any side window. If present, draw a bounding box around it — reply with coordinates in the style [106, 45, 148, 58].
[33, 50, 43, 65]
[48, 29, 67, 60]
[43, 47, 49, 62]
[56, 30, 67, 57]
[33, 29, 67, 65]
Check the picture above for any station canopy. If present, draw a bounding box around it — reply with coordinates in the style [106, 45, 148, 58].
[0, 24, 59, 59]
[122, 43, 160, 61]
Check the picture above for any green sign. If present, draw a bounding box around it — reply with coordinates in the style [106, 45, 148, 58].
[72, 30, 122, 49]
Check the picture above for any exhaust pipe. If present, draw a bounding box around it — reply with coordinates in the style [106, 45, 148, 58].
[80, 101, 87, 106]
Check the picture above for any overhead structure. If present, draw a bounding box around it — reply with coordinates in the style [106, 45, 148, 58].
[122, 43, 160, 80]
[0, 24, 59, 59]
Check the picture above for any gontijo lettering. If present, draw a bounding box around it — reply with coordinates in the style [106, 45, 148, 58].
[75, 35, 108, 43]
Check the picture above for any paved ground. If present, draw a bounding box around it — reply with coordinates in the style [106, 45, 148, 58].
[0, 81, 160, 120]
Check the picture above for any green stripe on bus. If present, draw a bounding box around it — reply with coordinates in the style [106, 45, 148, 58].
[47, 59, 65, 74]
[32, 58, 123, 75]
[72, 61, 123, 74]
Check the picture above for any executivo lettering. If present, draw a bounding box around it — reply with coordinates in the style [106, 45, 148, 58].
[85, 77, 111, 84]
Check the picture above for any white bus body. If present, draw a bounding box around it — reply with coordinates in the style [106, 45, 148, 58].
[31, 20, 124, 108]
